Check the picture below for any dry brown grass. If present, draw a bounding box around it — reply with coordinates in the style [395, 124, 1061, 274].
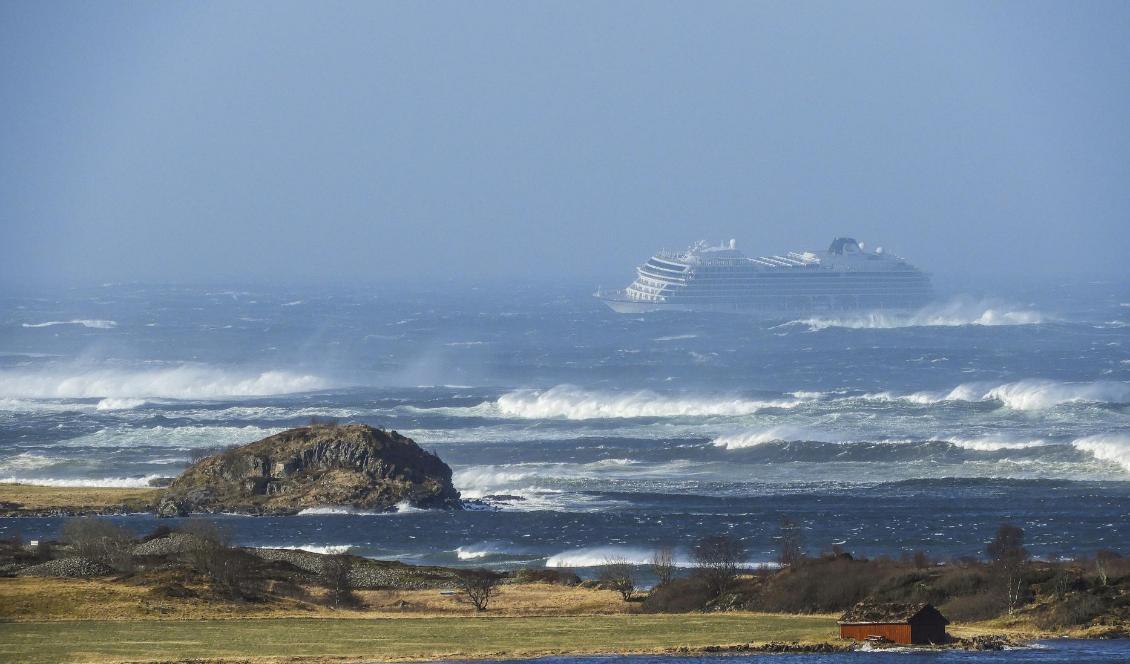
[0, 577, 629, 622]
[0, 483, 159, 514]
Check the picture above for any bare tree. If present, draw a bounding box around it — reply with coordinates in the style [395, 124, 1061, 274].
[691, 534, 746, 598]
[321, 555, 358, 608]
[597, 556, 636, 600]
[454, 569, 503, 611]
[650, 546, 677, 587]
[1095, 549, 1119, 586]
[60, 518, 135, 572]
[177, 520, 249, 598]
[987, 523, 1029, 615]
[777, 517, 805, 567]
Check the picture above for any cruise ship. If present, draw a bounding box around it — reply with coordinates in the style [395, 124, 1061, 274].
[595, 237, 932, 315]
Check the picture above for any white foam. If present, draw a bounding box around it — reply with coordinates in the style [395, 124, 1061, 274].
[545, 545, 780, 569]
[0, 365, 328, 399]
[52, 425, 281, 450]
[22, 319, 117, 329]
[1072, 434, 1130, 473]
[654, 334, 698, 342]
[0, 452, 65, 471]
[712, 426, 823, 449]
[982, 380, 1130, 410]
[944, 435, 1051, 451]
[276, 544, 352, 555]
[96, 398, 147, 411]
[455, 542, 514, 560]
[296, 506, 384, 516]
[494, 385, 802, 420]
[782, 297, 1046, 331]
[0, 475, 163, 488]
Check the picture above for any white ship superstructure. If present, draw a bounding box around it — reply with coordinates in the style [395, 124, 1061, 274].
[596, 237, 932, 315]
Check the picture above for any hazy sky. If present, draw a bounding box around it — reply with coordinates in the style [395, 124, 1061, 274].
[2, 1, 1128, 286]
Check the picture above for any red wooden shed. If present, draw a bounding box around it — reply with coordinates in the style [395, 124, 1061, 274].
[838, 601, 949, 645]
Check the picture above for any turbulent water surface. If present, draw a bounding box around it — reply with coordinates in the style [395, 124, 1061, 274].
[1, 281, 1129, 569]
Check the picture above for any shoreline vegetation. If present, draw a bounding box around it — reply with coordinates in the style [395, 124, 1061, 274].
[1, 508, 1127, 662]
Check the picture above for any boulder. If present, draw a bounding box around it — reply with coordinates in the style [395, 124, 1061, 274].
[158, 424, 460, 516]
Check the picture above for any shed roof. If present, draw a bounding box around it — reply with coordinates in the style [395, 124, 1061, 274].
[838, 601, 949, 625]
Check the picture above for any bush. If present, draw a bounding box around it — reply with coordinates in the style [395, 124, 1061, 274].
[511, 568, 580, 586]
[641, 577, 714, 613]
[1035, 593, 1107, 630]
[943, 592, 1006, 622]
[60, 518, 135, 572]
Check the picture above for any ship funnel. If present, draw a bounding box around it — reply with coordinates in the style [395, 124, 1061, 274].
[729, 238, 736, 249]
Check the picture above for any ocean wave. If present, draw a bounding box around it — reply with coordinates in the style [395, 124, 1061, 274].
[21, 319, 117, 329]
[96, 397, 147, 411]
[545, 545, 779, 569]
[494, 385, 801, 420]
[0, 474, 164, 488]
[296, 506, 385, 516]
[455, 541, 516, 560]
[52, 425, 282, 450]
[712, 426, 825, 449]
[0, 365, 328, 399]
[276, 544, 353, 555]
[860, 379, 1130, 410]
[0, 452, 66, 471]
[1072, 434, 1130, 473]
[943, 435, 1052, 451]
[781, 297, 1046, 331]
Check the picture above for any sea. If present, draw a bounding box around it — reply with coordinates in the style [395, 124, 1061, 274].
[1, 278, 1129, 575]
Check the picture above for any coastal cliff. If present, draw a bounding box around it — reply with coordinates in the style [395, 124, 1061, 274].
[157, 424, 461, 516]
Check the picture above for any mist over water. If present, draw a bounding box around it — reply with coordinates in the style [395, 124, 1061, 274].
[0, 278, 1127, 568]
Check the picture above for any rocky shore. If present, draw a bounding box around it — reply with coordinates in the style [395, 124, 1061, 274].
[1, 424, 463, 518]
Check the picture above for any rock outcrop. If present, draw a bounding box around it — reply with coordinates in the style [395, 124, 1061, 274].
[157, 424, 460, 516]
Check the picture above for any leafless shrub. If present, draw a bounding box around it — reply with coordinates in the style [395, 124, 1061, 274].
[650, 546, 677, 587]
[777, 517, 805, 567]
[691, 534, 746, 599]
[176, 520, 249, 598]
[943, 591, 1007, 622]
[454, 569, 503, 611]
[60, 518, 135, 572]
[321, 555, 358, 608]
[597, 556, 636, 600]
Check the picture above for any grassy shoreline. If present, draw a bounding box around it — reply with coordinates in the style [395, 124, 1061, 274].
[0, 614, 842, 663]
[0, 483, 160, 516]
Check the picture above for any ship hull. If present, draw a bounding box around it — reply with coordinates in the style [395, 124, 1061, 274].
[596, 294, 927, 317]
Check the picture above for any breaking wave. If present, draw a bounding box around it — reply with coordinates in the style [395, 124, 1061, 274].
[712, 426, 826, 449]
[96, 397, 147, 411]
[22, 319, 117, 329]
[0, 365, 328, 399]
[944, 435, 1052, 451]
[1072, 434, 1130, 473]
[861, 379, 1130, 411]
[494, 385, 800, 419]
[545, 545, 779, 569]
[276, 544, 353, 555]
[783, 297, 1046, 331]
[0, 475, 164, 488]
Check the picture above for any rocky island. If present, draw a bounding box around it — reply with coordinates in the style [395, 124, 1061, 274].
[157, 423, 462, 516]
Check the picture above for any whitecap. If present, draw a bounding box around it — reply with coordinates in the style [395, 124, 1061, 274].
[0, 365, 328, 400]
[22, 319, 117, 329]
[493, 384, 803, 420]
[1072, 433, 1130, 473]
[781, 296, 1046, 331]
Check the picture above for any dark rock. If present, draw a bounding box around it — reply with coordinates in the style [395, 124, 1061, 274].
[158, 424, 461, 516]
[147, 477, 175, 488]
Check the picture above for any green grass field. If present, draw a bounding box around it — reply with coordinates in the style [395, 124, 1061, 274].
[0, 614, 838, 663]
